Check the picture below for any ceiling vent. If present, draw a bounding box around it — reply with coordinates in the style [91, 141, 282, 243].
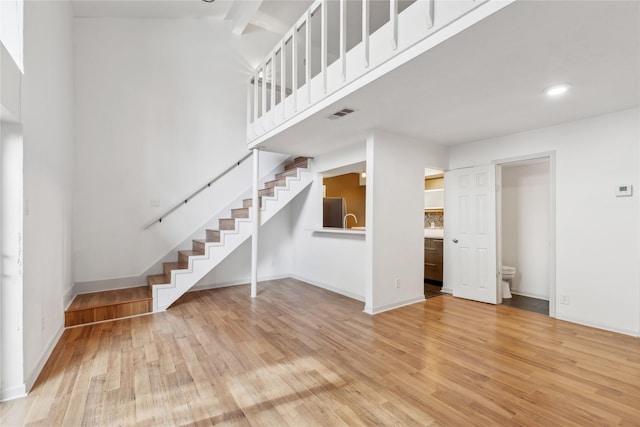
[328, 108, 355, 120]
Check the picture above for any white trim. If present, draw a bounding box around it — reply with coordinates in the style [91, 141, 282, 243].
[290, 274, 365, 302]
[312, 228, 365, 236]
[190, 274, 291, 292]
[364, 295, 425, 315]
[509, 290, 549, 301]
[0, 384, 27, 402]
[24, 324, 64, 393]
[555, 314, 639, 338]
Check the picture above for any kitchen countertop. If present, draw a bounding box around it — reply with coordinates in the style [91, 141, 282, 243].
[424, 228, 444, 239]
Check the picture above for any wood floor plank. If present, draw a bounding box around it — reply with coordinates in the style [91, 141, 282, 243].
[2, 278, 639, 426]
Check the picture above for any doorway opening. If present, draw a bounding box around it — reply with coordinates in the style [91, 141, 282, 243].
[424, 167, 444, 299]
[498, 156, 554, 316]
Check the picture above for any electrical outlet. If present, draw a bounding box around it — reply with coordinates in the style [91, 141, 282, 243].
[560, 295, 570, 305]
[394, 278, 400, 288]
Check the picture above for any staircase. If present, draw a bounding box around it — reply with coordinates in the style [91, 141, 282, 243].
[65, 157, 312, 327]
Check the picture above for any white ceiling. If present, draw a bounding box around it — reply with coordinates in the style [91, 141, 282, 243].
[72, 0, 313, 34]
[72, 0, 233, 20]
[258, 0, 640, 156]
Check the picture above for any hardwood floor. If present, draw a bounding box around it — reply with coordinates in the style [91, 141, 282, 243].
[2, 278, 639, 426]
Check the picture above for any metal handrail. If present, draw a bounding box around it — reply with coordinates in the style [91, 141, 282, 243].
[143, 152, 253, 229]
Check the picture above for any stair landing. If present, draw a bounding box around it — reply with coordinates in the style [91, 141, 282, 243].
[65, 286, 152, 327]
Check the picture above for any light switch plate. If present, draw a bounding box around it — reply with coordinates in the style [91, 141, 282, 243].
[615, 184, 633, 197]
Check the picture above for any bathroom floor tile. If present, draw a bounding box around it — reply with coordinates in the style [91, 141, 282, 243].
[502, 294, 549, 315]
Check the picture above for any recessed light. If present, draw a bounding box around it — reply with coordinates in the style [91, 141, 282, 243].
[545, 84, 570, 97]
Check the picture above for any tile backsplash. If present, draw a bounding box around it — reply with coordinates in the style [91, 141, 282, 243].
[424, 212, 444, 228]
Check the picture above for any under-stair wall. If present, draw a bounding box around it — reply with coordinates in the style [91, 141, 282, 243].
[73, 152, 290, 296]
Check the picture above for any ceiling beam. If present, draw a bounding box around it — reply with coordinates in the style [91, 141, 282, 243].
[225, 0, 264, 35]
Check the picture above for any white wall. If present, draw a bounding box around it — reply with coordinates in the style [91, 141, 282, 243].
[21, 0, 74, 393]
[193, 202, 294, 290]
[502, 161, 550, 300]
[0, 122, 24, 400]
[73, 17, 281, 283]
[450, 108, 640, 335]
[290, 143, 368, 301]
[365, 130, 448, 313]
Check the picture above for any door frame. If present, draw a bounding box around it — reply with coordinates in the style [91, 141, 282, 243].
[495, 151, 556, 318]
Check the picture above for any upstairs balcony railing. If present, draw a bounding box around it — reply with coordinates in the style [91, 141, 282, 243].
[247, 0, 498, 146]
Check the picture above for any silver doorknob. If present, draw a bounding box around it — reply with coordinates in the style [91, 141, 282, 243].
[452, 239, 459, 244]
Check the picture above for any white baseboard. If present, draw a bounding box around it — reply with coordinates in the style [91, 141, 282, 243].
[290, 274, 365, 302]
[25, 325, 64, 393]
[63, 285, 76, 310]
[189, 274, 290, 292]
[0, 384, 27, 402]
[364, 295, 425, 315]
[555, 314, 639, 338]
[510, 289, 549, 300]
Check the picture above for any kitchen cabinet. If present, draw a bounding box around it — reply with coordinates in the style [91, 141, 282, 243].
[424, 238, 443, 282]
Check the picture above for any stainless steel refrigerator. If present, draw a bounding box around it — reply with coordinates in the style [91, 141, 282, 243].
[323, 197, 345, 228]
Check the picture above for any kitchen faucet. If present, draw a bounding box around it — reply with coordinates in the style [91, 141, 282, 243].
[343, 213, 357, 229]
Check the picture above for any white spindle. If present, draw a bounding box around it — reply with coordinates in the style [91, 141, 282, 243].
[427, 0, 434, 29]
[321, 0, 327, 94]
[340, 0, 346, 82]
[363, 0, 370, 67]
[390, 0, 398, 50]
[270, 53, 276, 124]
[253, 70, 259, 123]
[280, 39, 286, 120]
[247, 79, 252, 137]
[261, 61, 267, 128]
[305, 12, 312, 103]
[292, 29, 298, 112]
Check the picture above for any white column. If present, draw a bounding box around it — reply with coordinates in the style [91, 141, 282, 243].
[251, 148, 260, 298]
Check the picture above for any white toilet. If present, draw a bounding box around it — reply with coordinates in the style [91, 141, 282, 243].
[501, 265, 516, 299]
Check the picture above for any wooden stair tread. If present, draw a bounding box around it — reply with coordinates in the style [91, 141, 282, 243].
[66, 287, 151, 312]
[147, 274, 168, 286]
[179, 250, 204, 257]
[275, 169, 298, 179]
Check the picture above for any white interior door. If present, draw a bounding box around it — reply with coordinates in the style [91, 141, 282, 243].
[446, 165, 498, 304]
